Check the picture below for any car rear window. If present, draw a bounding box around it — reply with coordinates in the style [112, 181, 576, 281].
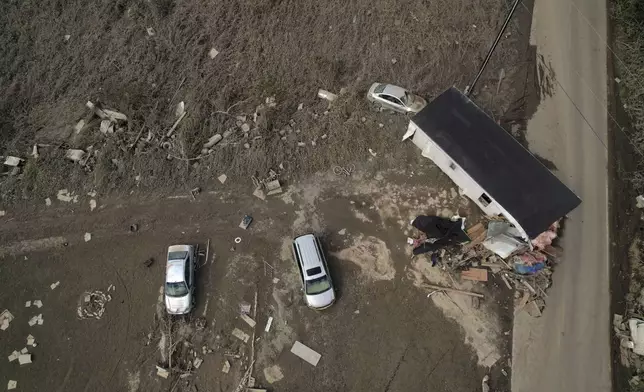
[168, 251, 188, 260]
[306, 267, 322, 276]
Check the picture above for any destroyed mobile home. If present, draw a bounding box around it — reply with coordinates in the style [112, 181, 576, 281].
[404, 87, 581, 312]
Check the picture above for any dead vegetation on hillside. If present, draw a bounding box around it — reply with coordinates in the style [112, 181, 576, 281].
[0, 0, 526, 202]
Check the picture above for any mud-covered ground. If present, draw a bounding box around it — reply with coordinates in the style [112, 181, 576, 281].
[0, 160, 512, 392]
[0, 0, 528, 205]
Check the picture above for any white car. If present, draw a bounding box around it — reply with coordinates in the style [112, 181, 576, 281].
[164, 245, 195, 315]
[292, 234, 336, 310]
[366, 83, 427, 114]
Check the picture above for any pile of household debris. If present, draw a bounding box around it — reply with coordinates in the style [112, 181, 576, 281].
[77, 289, 112, 320]
[408, 215, 562, 316]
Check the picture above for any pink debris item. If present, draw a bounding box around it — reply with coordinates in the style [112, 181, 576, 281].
[531, 221, 560, 250]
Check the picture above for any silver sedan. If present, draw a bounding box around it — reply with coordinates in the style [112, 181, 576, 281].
[366, 83, 427, 114]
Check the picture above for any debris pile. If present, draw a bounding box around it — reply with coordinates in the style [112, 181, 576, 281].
[77, 290, 112, 319]
[252, 169, 283, 200]
[409, 216, 563, 315]
[1, 310, 14, 331]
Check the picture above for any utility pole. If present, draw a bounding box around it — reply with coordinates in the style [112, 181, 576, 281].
[465, 0, 522, 96]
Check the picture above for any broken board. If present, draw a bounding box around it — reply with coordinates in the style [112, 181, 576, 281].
[461, 268, 488, 282]
[290, 341, 321, 366]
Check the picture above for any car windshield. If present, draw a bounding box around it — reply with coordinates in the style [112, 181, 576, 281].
[305, 275, 331, 295]
[165, 281, 189, 297]
[168, 251, 188, 260]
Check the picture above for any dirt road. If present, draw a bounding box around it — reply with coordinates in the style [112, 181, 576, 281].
[512, 0, 611, 390]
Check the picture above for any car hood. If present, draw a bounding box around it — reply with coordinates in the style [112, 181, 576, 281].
[165, 294, 191, 314]
[306, 289, 336, 310]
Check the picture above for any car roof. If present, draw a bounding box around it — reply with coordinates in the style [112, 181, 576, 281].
[166, 260, 185, 283]
[293, 234, 326, 278]
[380, 84, 407, 99]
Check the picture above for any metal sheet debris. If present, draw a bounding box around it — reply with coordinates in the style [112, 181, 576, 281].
[156, 366, 169, 379]
[290, 341, 321, 366]
[65, 149, 86, 162]
[1, 310, 14, 331]
[3, 156, 23, 167]
[240, 314, 256, 328]
[232, 328, 250, 343]
[193, 357, 203, 369]
[18, 354, 32, 365]
[263, 364, 284, 384]
[264, 316, 273, 332]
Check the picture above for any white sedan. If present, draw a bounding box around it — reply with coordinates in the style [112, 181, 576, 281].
[366, 83, 427, 114]
[164, 245, 195, 315]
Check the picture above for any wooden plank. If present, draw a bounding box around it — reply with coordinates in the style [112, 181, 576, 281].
[291, 341, 321, 366]
[461, 268, 489, 282]
[420, 283, 485, 298]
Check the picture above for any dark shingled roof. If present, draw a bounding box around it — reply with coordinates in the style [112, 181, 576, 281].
[411, 87, 581, 238]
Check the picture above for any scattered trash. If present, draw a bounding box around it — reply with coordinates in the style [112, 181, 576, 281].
[0, 211, 5, 217]
[18, 354, 32, 365]
[7, 381, 17, 390]
[33, 300, 42, 308]
[50, 281, 60, 290]
[318, 89, 338, 102]
[26, 335, 36, 346]
[175, 101, 185, 118]
[272, 277, 280, 284]
[99, 120, 113, 134]
[265, 180, 283, 196]
[146, 27, 155, 36]
[222, 360, 231, 373]
[333, 164, 354, 176]
[3, 156, 23, 167]
[290, 341, 321, 366]
[461, 268, 488, 282]
[636, 195, 644, 209]
[218, 174, 227, 184]
[253, 187, 266, 201]
[391, 58, 398, 64]
[193, 357, 203, 369]
[482, 375, 490, 392]
[0, 310, 14, 331]
[25, 301, 31, 308]
[241, 314, 256, 328]
[234, 237, 242, 244]
[209, 48, 220, 59]
[338, 228, 347, 235]
[263, 364, 284, 384]
[143, 257, 154, 267]
[264, 316, 273, 332]
[84, 232, 92, 242]
[232, 328, 250, 343]
[615, 77, 621, 84]
[240, 303, 251, 314]
[56, 189, 78, 203]
[156, 366, 169, 379]
[368, 148, 377, 157]
[28, 314, 43, 326]
[77, 290, 111, 320]
[204, 134, 223, 149]
[239, 215, 253, 230]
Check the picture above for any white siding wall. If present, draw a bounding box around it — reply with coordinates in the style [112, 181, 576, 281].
[406, 122, 530, 240]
